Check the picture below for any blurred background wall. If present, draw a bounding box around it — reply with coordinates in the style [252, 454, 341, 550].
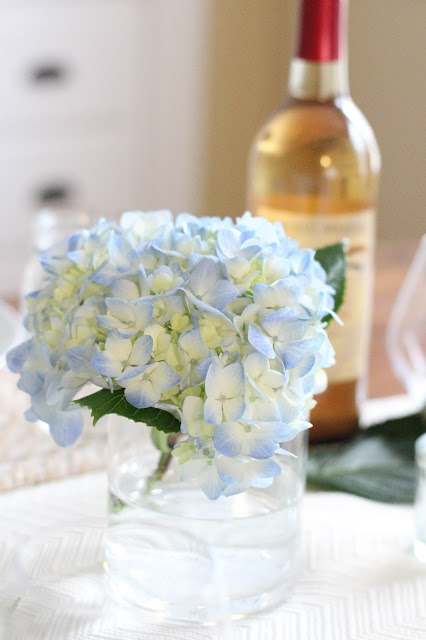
[0, 0, 424, 298]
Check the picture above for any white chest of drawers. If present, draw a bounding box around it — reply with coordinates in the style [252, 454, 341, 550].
[0, 0, 210, 296]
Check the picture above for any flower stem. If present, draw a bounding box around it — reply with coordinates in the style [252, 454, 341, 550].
[148, 451, 173, 486]
[145, 431, 179, 492]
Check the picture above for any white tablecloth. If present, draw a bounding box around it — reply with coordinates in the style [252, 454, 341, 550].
[1, 472, 425, 640]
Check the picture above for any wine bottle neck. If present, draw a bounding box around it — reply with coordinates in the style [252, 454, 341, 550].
[288, 0, 349, 101]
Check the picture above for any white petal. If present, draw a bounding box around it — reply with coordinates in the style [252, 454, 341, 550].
[125, 380, 159, 408]
[106, 298, 135, 323]
[134, 300, 154, 329]
[262, 309, 307, 342]
[248, 324, 275, 359]
[66, 345, 97, 378]
[179, 329, 209, 362]
[203, 280, 238, 310]
[182, 395, 203, 423]
[203, 397, 223, 425]
[91, 351, 123, 378]
[204, 362, 222, 398]
[200, 463, 226, 500]
[223, 396, 245, 422]
[110, 279, 140, 301]
[129, 335, 153, 366]
[244, 352, 269, 380]
[105, 330, 132, 360]
[221, 362, 245, 398]
[216, 228, 241, 258]
[214, 421, 245, 457]
[190, 258, 218, 297]
[216, 456, 247, 485]
[277, 339, 314, 370]
[150, 361, 180, 393]
[261, 369, 285, 389]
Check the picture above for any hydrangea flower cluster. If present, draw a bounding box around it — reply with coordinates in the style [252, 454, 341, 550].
[8, 211, 338, 499]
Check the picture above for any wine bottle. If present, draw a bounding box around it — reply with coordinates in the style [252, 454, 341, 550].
[247, 0, 381, 442]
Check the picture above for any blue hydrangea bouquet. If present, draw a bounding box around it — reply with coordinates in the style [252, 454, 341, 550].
[7, 211, 345, 500]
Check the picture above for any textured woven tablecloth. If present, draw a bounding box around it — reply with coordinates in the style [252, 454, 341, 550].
[1, 472, 425, 640]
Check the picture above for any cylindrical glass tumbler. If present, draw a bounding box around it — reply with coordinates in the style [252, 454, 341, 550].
[104, 415, 308, 620]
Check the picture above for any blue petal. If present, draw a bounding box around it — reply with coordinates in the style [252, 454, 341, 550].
[214, 423, 242, 457]
[115, 365, 148, 383]
[105, 298, 135, 323]
[216, 228, 241, 258]
[6, 341, 30, 373]
[49, 409, 84, 447]
[24, 408, 38, 422]
[179, 328, 208, 362]
[18, 370, 43, 395]
[292, 353, 316, 378]
[66, 345, 96, 377]
[150, 362, 180, 393]
[246, 439, 277, 459]
[110, 279, 140, 301]
[253, 458, 282, 479]
[302, 374, 315, 394]
[248, 324, 275, 359]
[134, 300, 154, 328]
[90, 262, 119, 285]
[124, 382, 158, 409]
[200, 466, 225, 501]
[197, 356, 214, 379]
[109, 233, 134, 264]
[91, 351, 122, 377]
[138, 265, 150, 297]
[277, 339, 315, 370]
[129, 335, 153, 366]
[203, 280, 238, 310]
[223, 396, 245, 422]
[262, 309, 307, 342]
[216, 457, 245, 485]
[190, 258, 218, 297]
[203, 397, 223, 425]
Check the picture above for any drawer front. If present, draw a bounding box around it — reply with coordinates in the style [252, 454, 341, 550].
[0, 131, 141, 295]
[0, 2, 139, 130]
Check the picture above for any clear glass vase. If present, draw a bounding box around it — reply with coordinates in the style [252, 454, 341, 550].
[104, 415, 308, 622]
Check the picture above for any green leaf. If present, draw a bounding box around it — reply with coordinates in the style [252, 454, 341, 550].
[74, 388, 181, 433]
[307, 409, 425, 503]
[314, 241, 347, 322]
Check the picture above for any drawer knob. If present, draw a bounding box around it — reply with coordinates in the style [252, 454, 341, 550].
[37, 184, 73, 206]
[31, 63, 68, 85]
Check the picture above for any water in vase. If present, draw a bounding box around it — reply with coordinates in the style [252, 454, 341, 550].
[105, 448, 304, 620]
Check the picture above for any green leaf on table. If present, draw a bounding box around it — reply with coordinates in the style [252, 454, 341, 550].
[314, 241, 347, 322]
[74, 388, 181, 433]
[307, 410, 425, 503]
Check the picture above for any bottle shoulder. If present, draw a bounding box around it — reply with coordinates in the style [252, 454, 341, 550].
[255, 96, 380, 166]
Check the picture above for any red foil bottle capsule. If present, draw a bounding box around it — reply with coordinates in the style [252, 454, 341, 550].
[296, 0, 342, 62]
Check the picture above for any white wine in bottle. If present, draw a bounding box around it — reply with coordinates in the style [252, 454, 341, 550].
[247, 0, 381, 442]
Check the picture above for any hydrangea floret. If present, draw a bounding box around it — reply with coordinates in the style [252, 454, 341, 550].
[7, 211, 344, 500]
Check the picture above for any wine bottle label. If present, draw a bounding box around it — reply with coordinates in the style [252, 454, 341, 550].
[257, 208, 376, 384]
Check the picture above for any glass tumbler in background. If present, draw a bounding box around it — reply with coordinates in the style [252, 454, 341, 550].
[386, 234, 426, 408]
[415, 433, 426, 563]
